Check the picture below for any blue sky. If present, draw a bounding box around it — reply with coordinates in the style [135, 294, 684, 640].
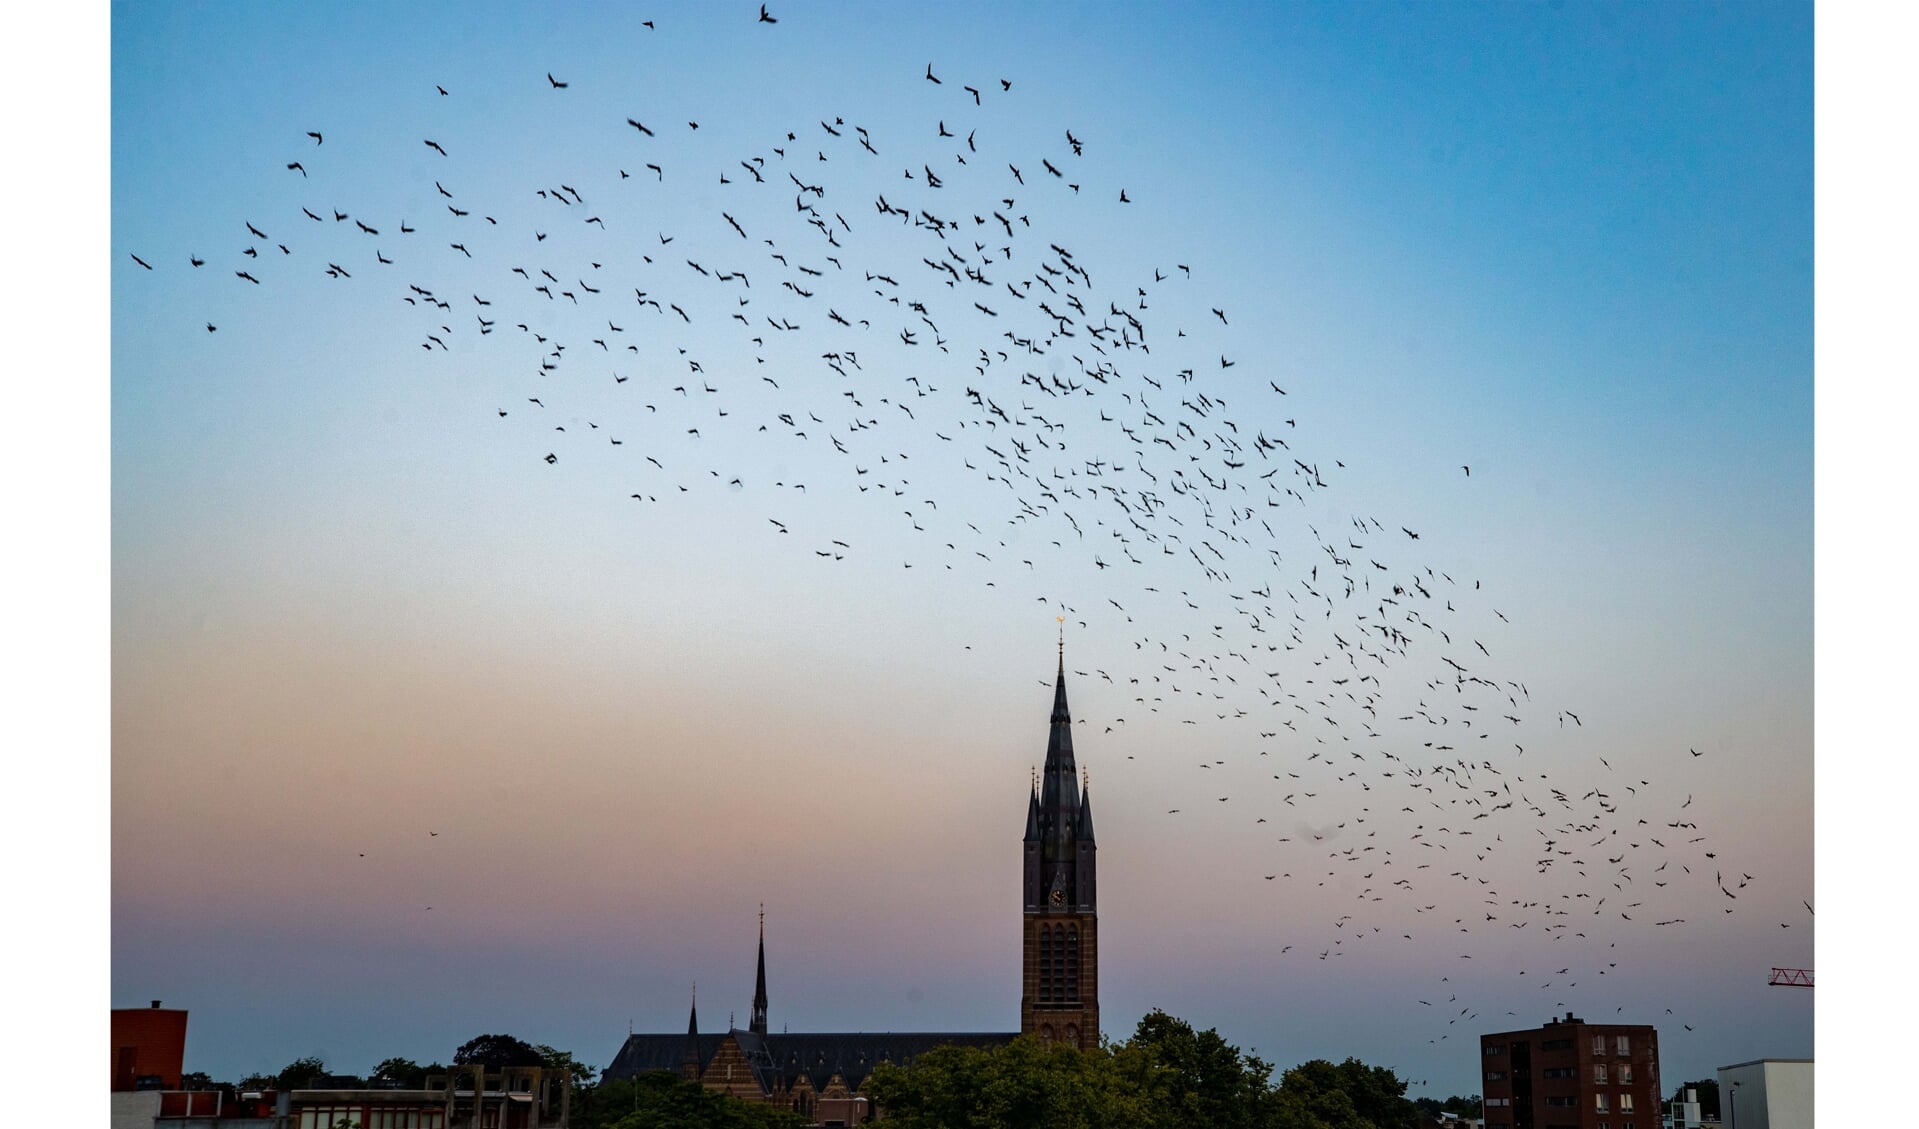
[30, 0, 1872, 1106]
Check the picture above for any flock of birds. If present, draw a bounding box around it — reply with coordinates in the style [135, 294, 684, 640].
[126, 5, 1804, 1072]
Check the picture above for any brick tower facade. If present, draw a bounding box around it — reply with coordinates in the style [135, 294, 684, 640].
[1020, 652, 1099, 1050]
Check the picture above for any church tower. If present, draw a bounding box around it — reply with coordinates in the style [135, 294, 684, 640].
[1020, 648, 1099, 1049]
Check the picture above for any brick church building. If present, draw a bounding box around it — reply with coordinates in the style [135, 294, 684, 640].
[604, 653, 1101, 1124]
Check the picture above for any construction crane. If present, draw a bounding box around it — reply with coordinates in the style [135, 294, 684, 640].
[1767, 967, 1813, 987]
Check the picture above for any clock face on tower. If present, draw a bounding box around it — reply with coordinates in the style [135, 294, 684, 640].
[1050, 888, 1066, 907]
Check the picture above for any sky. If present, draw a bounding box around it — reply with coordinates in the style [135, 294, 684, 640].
[63, 0, 1853, 1105]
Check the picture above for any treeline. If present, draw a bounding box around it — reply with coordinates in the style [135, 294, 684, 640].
[193, 1018, 1484, 1129]
[861, 1010, 1447, 1129]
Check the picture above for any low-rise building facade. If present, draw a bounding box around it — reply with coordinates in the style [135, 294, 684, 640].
[1480, 1013, 1661, 1129]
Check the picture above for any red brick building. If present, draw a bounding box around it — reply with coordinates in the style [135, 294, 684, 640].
[112, 1001, 189, 1091]
[1480, 1014, 1660, 1129]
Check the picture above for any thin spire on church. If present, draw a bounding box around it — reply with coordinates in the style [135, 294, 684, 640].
[751, 903, 770, 1036]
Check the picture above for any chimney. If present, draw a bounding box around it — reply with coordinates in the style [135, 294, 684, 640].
[152, 1000, 162, 1009]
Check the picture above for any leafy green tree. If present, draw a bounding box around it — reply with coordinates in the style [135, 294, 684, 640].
[452, 1034, 546, 1067]
[1278, 1058, 1417, 1129]
[275, 1057, 329, 1090]
[1127, 1010, 1275, 1129]
[859, 1012, 1421, 1129]
[1413, 1095, 1482, 1119]
[371, 1058, 424, 1086]
[534, 1043, 598, 1087]
[865, 1035, 1155, 1129]
[236, 1073, 275, 1091]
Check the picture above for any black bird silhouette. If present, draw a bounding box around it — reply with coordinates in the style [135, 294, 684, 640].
[926, 63, 940, 84]
[547, 72, 568, 88]
[190, 256, 204, 267]
[130, 254, 153, 270]
[424, 139, 447, 155]
[287, 161, 306, 177]
[758, 3, 777, 22]
[436, 84, 448, 96]
[627, 118, 654, 136]
[306, 131, 322, 144]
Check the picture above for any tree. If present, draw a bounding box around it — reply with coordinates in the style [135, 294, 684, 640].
[275, 1056, 329, 1090]
[534, 1043, 598, 1087]
[1277, 1058, 1418, 1129]
[452, 1034, 546, 1068]
[862, 1013, 1420, 1129]
[1413, 1095, 1482, 1119]
[876, 1035, 1162, 1129]
[371, 1058, 425, 1086]
[1126, 1010, 1275, 1129]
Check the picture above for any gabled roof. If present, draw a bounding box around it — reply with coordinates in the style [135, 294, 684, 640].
[605, 1033, 726, 1079]
[606, 1030, 1018, 1094]
[754, 1031, 1019, 1093]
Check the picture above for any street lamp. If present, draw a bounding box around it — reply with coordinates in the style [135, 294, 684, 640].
[1728, 1080, 1741, 1129]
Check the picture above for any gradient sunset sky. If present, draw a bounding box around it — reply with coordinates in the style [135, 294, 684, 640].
[90, 0, 1833, 1102]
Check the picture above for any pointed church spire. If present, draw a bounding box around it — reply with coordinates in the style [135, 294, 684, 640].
[681, 983, 701, 1080]
[750, 904, 769, 1036]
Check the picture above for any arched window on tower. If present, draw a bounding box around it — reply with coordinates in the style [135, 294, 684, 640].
[1038, 925, 1053, 1002]
[1066, 927, 1080, 1002]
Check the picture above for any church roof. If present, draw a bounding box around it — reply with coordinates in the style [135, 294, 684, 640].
[606, 1032, 728, 1080]
[607, 1030, 1018, 1095]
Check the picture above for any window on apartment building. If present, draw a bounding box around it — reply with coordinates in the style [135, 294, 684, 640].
[1594, 1064, 1608, 1085]
[1620, 1094, 1634, 1112]
[1618, 1064, 1632, 1085]
[1485, 1071, 1505, 1081]
[1596, 1093, 1610, 1113]
[1485, 1044, 1506, 1056]
[1592, 1034, 1606, 1055]
[1543, 1096, 1575, 1107]
[1616, 1034, 1630, 1055]
[1543, 1067, 1574, 1079]
[1541, 1038, 1572, 1051]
